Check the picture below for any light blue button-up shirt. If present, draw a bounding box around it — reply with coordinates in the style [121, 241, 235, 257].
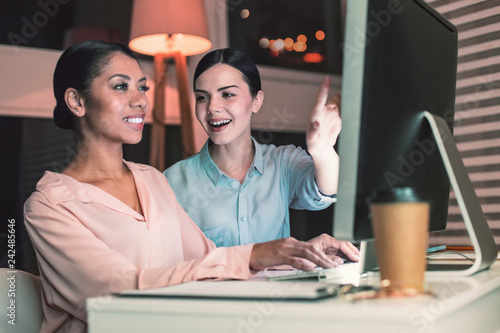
[164, 137, 336, 247]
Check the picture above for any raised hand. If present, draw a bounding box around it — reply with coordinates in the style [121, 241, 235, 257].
[306, 76, 342, 157]
[305, 77, 342, 196]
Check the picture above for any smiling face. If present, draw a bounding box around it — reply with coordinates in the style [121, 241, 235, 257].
[77, 52, 150, 146]
[194, 63, 263, 148]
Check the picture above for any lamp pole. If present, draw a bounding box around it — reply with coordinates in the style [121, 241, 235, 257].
[174, 52, 196, 159]
[149, 53, 168, 171]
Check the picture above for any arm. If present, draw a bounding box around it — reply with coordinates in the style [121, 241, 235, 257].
[174, 190, 343, 273]
[24, 192, 252, 320]
[306, 76, 342, 196]
[284, 145, 336, 210]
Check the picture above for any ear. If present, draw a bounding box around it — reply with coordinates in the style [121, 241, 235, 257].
[252, 90, 264, 114]
[64, 88, 85, 117]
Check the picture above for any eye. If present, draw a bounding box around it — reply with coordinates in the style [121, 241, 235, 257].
[196, 95, 209, 102]
[139, 85, 150, 93]
[222, 92, 235, 98]
[114, 83, 128, 91]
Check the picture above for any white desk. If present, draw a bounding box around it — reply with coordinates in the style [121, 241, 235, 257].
[87, 261, 500, 333]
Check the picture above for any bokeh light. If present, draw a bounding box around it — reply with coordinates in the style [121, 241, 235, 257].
[269, 49, 279, 57]
[259, 38, 270, 48]
[303, 52, 323, 63]
[297, 34, 307, 43]
[273, 38, 285, 50]
[240, 9, 250, 19]
[315, 30, 325, 41]
[294, 41, 307, 52]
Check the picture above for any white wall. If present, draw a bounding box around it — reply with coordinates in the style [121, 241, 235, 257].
[0, 45, 59, 119]
[0, 44, 182, 126]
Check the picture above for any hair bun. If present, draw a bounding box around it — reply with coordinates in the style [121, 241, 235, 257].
[53, 105, 75, 130]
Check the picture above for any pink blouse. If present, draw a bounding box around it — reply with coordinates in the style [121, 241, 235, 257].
[24, 161, 253, 333]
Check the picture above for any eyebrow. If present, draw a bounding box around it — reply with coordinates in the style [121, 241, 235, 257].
[194, 85, 239, 93]
[109, 74, 147, 82]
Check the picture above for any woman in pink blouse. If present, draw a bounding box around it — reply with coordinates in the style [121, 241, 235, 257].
[24, 40, 359, 333]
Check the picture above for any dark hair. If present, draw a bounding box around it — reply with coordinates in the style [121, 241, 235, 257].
[193, 48, 261, 98]
[53, 40, 138, 130]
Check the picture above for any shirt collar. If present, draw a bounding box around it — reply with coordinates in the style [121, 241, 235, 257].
[251, 136, 264, 174]
[36, 160, 148, 221]
[200, 137, 264, 186]
[200, 141, 223, 185]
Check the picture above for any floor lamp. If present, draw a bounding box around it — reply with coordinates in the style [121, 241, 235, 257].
[129, 0, 212, 171]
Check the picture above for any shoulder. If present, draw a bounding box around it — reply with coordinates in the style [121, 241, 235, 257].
[124, 160, 157, 172]
[24, 171, 81, 217]
[29, 171, 82, 206]
[124, 160, 170, 184]
[258, 141, 308, 161]
[163, 153, 202, 179]
[124, 160, 163, 176]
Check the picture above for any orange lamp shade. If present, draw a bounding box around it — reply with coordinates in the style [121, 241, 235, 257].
[129, 0, 212, 56]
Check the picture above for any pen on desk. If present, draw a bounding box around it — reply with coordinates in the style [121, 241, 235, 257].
[427, 245, 447, 253]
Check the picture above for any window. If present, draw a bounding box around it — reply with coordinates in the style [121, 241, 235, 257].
[227, 0, 344, 74]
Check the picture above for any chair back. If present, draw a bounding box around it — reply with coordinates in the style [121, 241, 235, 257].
[0, 268, 43, 333]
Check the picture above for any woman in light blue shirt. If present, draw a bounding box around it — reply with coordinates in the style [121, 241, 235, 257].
[165, 48, 354, 255]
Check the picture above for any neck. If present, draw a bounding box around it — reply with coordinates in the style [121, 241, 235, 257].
[209, 137, 254, 182]
[64, 140, 126, 181]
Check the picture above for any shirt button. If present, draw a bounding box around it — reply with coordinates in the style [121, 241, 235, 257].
[240, 217, 246, 222]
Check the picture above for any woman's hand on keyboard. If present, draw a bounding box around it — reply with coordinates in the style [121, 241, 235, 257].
[249, 237, 340, 271]
[307, 233, 360, 263]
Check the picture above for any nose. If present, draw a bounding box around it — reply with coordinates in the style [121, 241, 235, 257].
[131, 90, 149, 112]
[207, 97, 221, 114]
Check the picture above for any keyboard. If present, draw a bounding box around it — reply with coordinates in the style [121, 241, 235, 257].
[266, 262, 360, 282]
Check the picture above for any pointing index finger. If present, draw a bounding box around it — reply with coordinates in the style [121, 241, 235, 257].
[314, 76, 332, 109]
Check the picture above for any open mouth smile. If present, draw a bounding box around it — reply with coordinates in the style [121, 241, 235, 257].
[123, 117, 144, 124]
[209, 119, 232, 128]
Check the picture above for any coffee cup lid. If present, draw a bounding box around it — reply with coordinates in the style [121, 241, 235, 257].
[369, 187, 427, 203]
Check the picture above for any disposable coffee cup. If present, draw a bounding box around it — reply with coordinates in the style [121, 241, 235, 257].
[370, 187, 429, 295]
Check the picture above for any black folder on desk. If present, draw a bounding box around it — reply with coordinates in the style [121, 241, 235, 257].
[119, 280, 340, 300]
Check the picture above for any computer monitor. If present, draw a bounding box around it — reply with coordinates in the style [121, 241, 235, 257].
[333, 0, 497, 276]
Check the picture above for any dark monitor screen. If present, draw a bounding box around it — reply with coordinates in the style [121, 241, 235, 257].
[333, 0, 458, 241]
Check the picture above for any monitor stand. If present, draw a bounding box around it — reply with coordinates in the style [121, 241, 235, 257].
[360, 112, 497, 277]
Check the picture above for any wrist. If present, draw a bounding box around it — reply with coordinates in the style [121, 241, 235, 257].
[309, 148, 338, 163]
[249, 243, 263, 271]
